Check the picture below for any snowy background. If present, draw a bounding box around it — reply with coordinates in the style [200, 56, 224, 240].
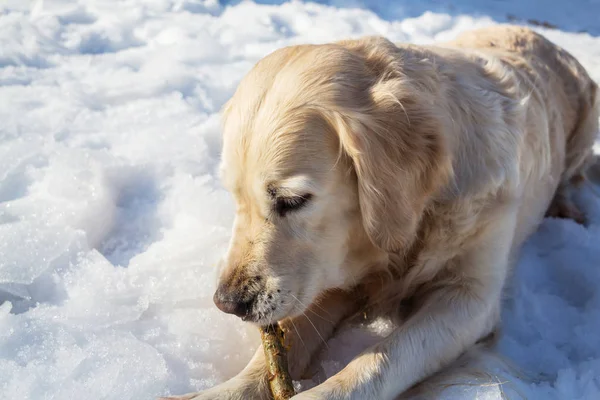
[1, 0, 600, 399]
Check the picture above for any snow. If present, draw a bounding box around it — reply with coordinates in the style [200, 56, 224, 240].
[0, 0, 599, 399]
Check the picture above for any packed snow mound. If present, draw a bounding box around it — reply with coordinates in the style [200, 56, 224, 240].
[1, 0, 599, 399]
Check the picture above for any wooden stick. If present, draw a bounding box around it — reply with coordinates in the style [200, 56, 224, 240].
[259, 323, 295, 400]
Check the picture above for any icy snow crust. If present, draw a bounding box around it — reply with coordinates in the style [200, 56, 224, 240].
[1, 0, 599, 399]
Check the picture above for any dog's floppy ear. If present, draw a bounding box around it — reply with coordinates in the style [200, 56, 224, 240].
[335, 79, 452, 252]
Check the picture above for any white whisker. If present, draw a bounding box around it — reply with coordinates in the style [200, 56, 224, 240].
[289, 293, 334, 323]
[293, 303, 329, 350]
[288, 317, 308, 354]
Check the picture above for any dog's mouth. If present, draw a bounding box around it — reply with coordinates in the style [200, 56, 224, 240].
[241, 307, 275, 324]
[213, 273, 314, 324]
[239, 289, 305, 325]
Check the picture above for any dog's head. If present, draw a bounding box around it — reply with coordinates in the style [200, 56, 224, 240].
[214, 38, 451, 324]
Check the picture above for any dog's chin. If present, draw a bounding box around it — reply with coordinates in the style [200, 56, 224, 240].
[241, 310, 290, 326]
[240, 295, 311, 326]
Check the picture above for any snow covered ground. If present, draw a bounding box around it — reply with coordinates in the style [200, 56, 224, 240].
[1, 0, 600, 399]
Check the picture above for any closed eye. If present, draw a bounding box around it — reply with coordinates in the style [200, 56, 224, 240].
[275, 194, 312, 217]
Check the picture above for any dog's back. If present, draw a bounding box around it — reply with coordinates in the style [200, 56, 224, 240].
[448, 25, 598, 181]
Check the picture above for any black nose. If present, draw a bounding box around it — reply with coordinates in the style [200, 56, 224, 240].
[213, 285, 253, 318]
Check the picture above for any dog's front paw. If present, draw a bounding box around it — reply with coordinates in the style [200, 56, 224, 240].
[291, 378, 355, 400]
[159, 391, 215, 400]
[291, 387, 341, 400]
[159, 393, 202, 400]
[292, 392, 333, 400]
[159, 390, 235, 400]
[159, 378, 266, 400]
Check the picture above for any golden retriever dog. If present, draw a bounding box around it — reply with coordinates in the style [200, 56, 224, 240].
[163, 25, 599, 400]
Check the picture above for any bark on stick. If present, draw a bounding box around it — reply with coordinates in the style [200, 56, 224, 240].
[259, 324, 295, 400]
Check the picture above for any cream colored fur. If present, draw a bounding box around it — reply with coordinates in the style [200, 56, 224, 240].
[162, 25, 599, 400]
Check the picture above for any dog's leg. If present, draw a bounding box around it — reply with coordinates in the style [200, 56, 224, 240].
[160, 347, 270, 400]
[546, 175, 587, 224]
[292, 211, 515, 400]
[160, 290, 359, 400]
[549, 81, 600, 225]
